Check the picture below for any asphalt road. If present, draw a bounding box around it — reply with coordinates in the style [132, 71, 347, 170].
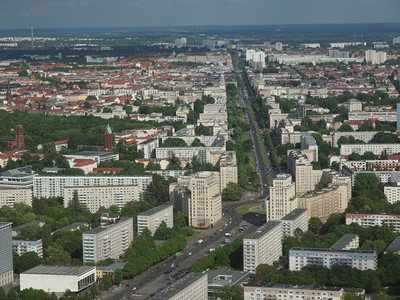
[103, 199, 263, 300]
[102, 51, 275, 300]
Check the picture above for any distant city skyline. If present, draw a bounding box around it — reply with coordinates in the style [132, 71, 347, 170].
[0, 0, 399, 30]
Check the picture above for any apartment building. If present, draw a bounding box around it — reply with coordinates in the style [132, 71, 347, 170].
[300, 133, 318, 162]
[82, 217, 133, 264]
[156, 146, 225, 164]
[137, 138, 159, 159]
[384, 186, 400, 204]
[137, 204, 173, 235]
[365, 50, 387, 64]
[330, 234, 359, 251]
[280, 208, 308, 237]
[0, 222, 13, 287]
[340, 144, 400, 156]
[244, 284, 346, 300]
[63, 185, 139, 213]
[243, 222, 282, 273]
[161, 135, 225, 148]
[12, 238, 43, 258]
[219, 151, 238, 191]
[320, 170, 352, 211]
[267, 174, 297, 221]
[345, 212, 400, 232]
[150, 273, 208, 300]
[169, 171, 222, 228]
[33, 175, 152, 198]
[287, 150, 323, 196]
[385, 236, 400, 254]
[0, 188, 32, 208]
[297, 184, 341, 222]
[331, 131, 377, 147]
[348, 111, 395, 122]
[289, 248, 377, 271]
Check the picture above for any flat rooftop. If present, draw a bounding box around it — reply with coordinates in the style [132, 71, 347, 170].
[68, 151, 114, 157]
[245, 221, 281, 240]
[281, 209, 308, 221]
[22, 265, 95, 276]
[290, 247, 375, 254]
[150, 273, 207, 299]
[83, 217, 132, 235]
[139, 203, 172, 217]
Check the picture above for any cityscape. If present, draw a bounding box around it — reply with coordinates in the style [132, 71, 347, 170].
[0, 3, 400, 300]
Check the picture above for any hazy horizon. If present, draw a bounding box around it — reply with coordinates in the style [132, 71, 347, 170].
[0, 0, 399, 30]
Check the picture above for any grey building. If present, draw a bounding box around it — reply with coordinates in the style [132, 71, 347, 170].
[82, 217, 133, 264]
[150, 273, 208, 300]
[280, 209, 308, 237]
[385, 236, 400, 254]
[330, 234, 359, 250]
[137, 204, 173, 235]
[0, 222, 13, 287]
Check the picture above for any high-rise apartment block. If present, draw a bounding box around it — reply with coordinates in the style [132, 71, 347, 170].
[280, 208, 308, 237]
[33, 175, 152, 198]
[63, 185, 139, 213]
[0, 188, 32, 208]
[267, 174, 297, 221]
[0, 222, 13, 287]
[218, 151, 238, 191]
[137, 204, 174, 235]
[289, 248, 377, 271]
[275, 42, 283, 51]
[170, 171, 222, 228]
[365, 50, 387, 64]
[243, 222, 282, 273]
[82, 217, 133, 264]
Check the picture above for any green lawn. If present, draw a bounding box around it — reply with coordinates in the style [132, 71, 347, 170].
[267, 175, 274, 186]
[257, 135, 271, 169]
[235, 202, 266, 215]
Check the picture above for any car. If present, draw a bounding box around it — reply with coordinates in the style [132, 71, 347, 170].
[188, 252, 192, 256]
[132, 287, 137, 291]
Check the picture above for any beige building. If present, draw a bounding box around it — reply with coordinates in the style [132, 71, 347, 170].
[321, 169, 352, 211]
[243, 222, 282, 273]
[287, 150, 322, 196]
[244, 285, 347, 300]
[267, 174, 297, 221]
[219, 151, 238, 191]
[0, 188, 32, 208]
[82, 217, 133, 264]
[169, 171, 222, 228]
[151, 273, 208, 300]
[63, 186, 139, 213]
[298, 184, 341, 222]
[137, 204, 173, 235]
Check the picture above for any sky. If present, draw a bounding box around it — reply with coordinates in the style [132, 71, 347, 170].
[0, 0, 399, 30]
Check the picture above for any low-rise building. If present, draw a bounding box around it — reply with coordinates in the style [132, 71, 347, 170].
[280, 209, 308, 237]
[289, 248, 377, 271]
[345, 212, 400, 232]
[244, 284, 346, 300]
[243, 222, 282, 273]
[137, 204, 173, 235]
[12, 238, 43, 258]
[330, 234, 359, 250]
[20, 265, 96, 293]
[150, 273, 208, 300]
[384, 236, 400, 254]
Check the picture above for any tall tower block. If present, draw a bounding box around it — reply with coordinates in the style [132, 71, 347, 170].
[15, 125, 25, 149]
[31, 25, 34, 49]
[104, 124, 113, 152]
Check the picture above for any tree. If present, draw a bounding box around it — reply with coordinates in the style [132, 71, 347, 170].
[161, 138, 187, 148]
[114, 269, 123, 285]
[190, 138, 206, 147]
[103, 274, 113, 290]
[90, 283, 99, 298]
[348, 152, 362, 161]
[0, 287, 6, 300]
[364, 151, 375, 160]
[14, 251, 44, 273]
[166, 155, 181, 170]
[195, 124, 212, 136]
[222, 183, 244, 202]
[309, 217, 322, 234]
[7, 289, 18, 300]
[46, 246, 71, 265]
[153, 221, 173, 240]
